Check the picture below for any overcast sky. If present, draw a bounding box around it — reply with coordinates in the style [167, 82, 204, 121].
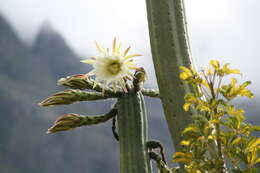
[0, 0, 259, 95]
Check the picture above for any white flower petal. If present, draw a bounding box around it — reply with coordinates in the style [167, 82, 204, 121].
[81, 39, 141, 91]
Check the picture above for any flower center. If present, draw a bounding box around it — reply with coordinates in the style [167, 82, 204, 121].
[107, 61, 121, 75]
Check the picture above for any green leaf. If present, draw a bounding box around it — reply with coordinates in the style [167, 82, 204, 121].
[255, 157, 260, 164]
[182, 125, 199, 135]
[240, 81, 252, 88]
[210, 60, 220, 70]
[196, 104, 211, 112]
[228, 69, 241, 75]
[179, 66, 193, 80]
[180, 140, 191, 146]
[231, 137, 242, 145]
[238, 88, 254, 98]
[248, 138, 260, 150]
[183, 103, 191, 111]
[172, 152, 192, 164]
[251, 125, 260, 131]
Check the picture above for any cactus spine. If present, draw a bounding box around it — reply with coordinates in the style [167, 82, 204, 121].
[117, 90, 152, 173]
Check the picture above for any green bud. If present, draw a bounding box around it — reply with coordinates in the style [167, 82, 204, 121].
[47, 108, 117, 134]
[57, 74, 116, 95]
[58, 74, 93, 90]
[38, 89, 112, 107]
[47, 113, 84, 134]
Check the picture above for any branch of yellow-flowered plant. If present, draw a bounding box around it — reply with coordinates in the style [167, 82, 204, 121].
[57, 74, 121, 96]
[141, 88, 160, 98]
[47, 107, 118, 134]
[38, 89, 119, 107]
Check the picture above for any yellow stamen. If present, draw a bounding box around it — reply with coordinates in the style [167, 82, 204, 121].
[107, 62, 121, 75]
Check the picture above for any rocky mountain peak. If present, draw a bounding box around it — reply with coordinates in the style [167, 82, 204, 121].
[33, 21, 73, 56]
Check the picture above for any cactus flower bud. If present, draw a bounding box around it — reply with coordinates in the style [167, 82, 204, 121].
[58, 74, 91, 90]
[39, 89, 112, 107]
[47, 114, 84, 134]
[47, 108, 117, 134]
[58, 74, 118, 95]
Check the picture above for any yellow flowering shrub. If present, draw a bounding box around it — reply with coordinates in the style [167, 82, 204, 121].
[172, 60, 260, 173]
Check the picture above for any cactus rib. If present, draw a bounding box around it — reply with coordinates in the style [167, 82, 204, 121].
[117, 90, 152, 173]
[146, 0, 196, 153]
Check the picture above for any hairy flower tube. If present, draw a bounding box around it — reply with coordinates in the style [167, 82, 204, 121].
[81, 38, 141, 92]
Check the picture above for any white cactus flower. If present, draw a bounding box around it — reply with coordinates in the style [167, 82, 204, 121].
[81, 38, 141, 92]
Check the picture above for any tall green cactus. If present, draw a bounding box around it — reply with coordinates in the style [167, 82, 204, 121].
[117, 90, 152, 173]
[146, 0, 195, 153]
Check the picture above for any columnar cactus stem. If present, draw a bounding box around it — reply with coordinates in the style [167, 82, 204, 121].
[117, 90, 152, 173]
[146, 0, 195, 153]
[116, 68, 152, 173]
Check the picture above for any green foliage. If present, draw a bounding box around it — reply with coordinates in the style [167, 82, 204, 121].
[172, 60, 260, 173]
